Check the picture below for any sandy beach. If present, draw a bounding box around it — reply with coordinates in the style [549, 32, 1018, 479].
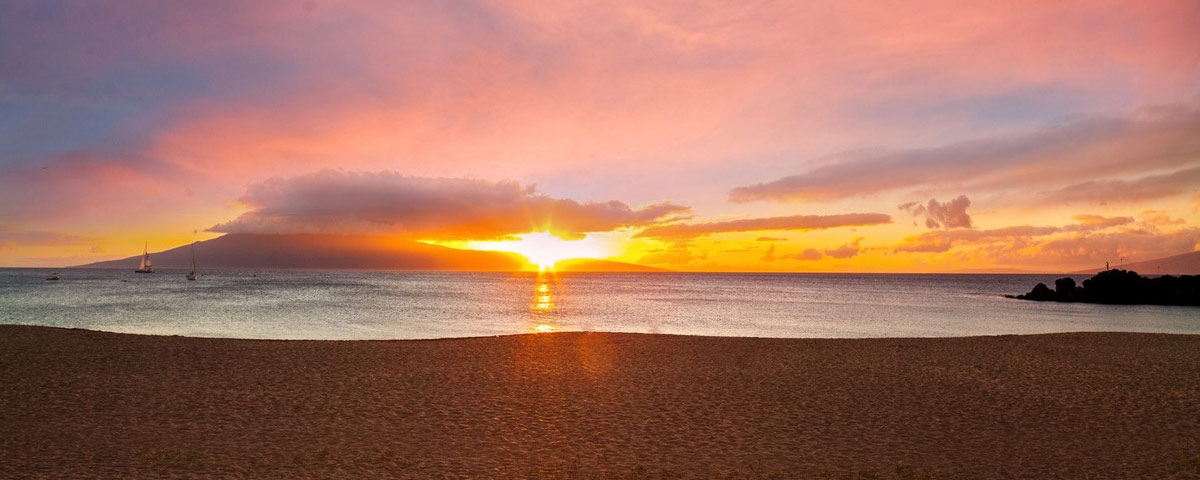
[1, 325, 1197, 479]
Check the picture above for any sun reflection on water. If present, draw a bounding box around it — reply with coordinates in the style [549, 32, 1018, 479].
[530, 270, 560, 333]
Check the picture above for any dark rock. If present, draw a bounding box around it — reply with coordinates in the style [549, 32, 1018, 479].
[1012, 269, 1200, 306]
[1054, 277, 1076, 297]
[1018, 283, 1056, 301]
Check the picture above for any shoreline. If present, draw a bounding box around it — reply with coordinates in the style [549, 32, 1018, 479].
[3, 325, 1198, 478]
[8, 323, 1200, 342]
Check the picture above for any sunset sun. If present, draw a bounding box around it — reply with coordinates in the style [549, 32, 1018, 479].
[461, 231, 610, 270]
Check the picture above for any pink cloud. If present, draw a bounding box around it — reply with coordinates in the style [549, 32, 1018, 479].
[824, 237, 865, 259]
[0, 226, 92, 249]
[26, 0, 1195, 192]
[901, 195, 972, 229]
[634, 213, 891, 239]
[731, 105, 1200, 203]
[1034, 229, 1200, 266]
[895, 214, 1195, 270]
[209, 170, 689, 239]
[1042, 165, 1200, 205]
[0, 150, 185, 225]
[793, 248, 824, 261]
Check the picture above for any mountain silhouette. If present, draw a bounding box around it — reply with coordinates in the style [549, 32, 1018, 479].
[552, 258, 669, 272]
[76, 234, 531, 271]
[1071, 251, 1200, 276]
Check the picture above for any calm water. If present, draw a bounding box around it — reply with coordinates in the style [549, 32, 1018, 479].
[1, 268, 1196, 340]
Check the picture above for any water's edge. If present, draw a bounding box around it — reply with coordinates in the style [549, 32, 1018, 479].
[3, 269, 1195, 340]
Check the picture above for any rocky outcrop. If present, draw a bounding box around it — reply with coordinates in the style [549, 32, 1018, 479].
[1009, 269, 1200, 306]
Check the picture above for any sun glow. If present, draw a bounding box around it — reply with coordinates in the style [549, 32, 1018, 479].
[461, 231, 610, 270]
[531, 271, 559, 333]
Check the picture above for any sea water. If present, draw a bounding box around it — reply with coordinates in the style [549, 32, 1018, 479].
[0, 268, 1195, 340]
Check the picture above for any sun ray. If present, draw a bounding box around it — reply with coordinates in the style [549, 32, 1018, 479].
[452, 231, 612, 270]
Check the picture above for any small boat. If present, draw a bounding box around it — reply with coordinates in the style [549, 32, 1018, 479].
[135, 242, 155, 273]
[186, 242, 199, 281]
[46, 272, 60, 281]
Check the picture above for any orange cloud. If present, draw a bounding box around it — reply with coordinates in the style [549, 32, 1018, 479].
[1139, 210, 1186, 227]
[637, 246, 697, 266]
[761, 244, 778, 262]
[897, 226, 1062, 254]
[634, 213, 891, 239]
[1069, 215, 1135, 231]
[895, 215, 1197, 270]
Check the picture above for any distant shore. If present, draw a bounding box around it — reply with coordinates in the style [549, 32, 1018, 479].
[2, 326, 1197, 478]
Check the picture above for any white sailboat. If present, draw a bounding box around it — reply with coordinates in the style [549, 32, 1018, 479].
[135, 242, 155, 273]
[186, 242, 199, 281]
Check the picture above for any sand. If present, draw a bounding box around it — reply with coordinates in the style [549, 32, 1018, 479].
[1, 326, 1197, 479]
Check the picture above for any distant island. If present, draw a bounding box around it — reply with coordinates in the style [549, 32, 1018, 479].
[73, 233, 664, 272]
[1069, 251, 1200, 276]
[1009, 269, 1200, 306]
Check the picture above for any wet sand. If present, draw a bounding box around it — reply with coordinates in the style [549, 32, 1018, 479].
[1, 325, 1197, 479]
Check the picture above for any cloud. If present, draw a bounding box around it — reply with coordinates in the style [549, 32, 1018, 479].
[765, 238, 864, 262]
[895, 215, 1185, 266]
[1033, 228, 1200, 266]
[935, 226, 1200, 271]
[0, 226, 91, 248]
[896, 214, 1133, 254]
[730, 104, 1200, 203]
[1067, 215, 1134, 231]
[209, 170, 690, 239]
[897, 226, 1062, 253]
[824, 237, 864, 259]
[637, 243, 699, 265]
[633, 213, 891, 239]
[1139, 210, 1185, 227]
[900, 195, 972, 229]
[0, 151, 172, 224]
[755, 236, 787, 242]
[793, 248, 823, 261]
[761, 244, 777, 262]
[1041, 165, 1200, 205]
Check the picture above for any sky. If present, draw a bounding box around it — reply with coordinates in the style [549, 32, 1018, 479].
[1, 0, 1198, 271]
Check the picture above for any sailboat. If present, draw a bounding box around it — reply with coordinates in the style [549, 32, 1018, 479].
[186, 242, 199, 281]
[135, 242, 155, 273]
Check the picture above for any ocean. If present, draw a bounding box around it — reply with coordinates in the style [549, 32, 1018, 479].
[1, 268, 1196, 340]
